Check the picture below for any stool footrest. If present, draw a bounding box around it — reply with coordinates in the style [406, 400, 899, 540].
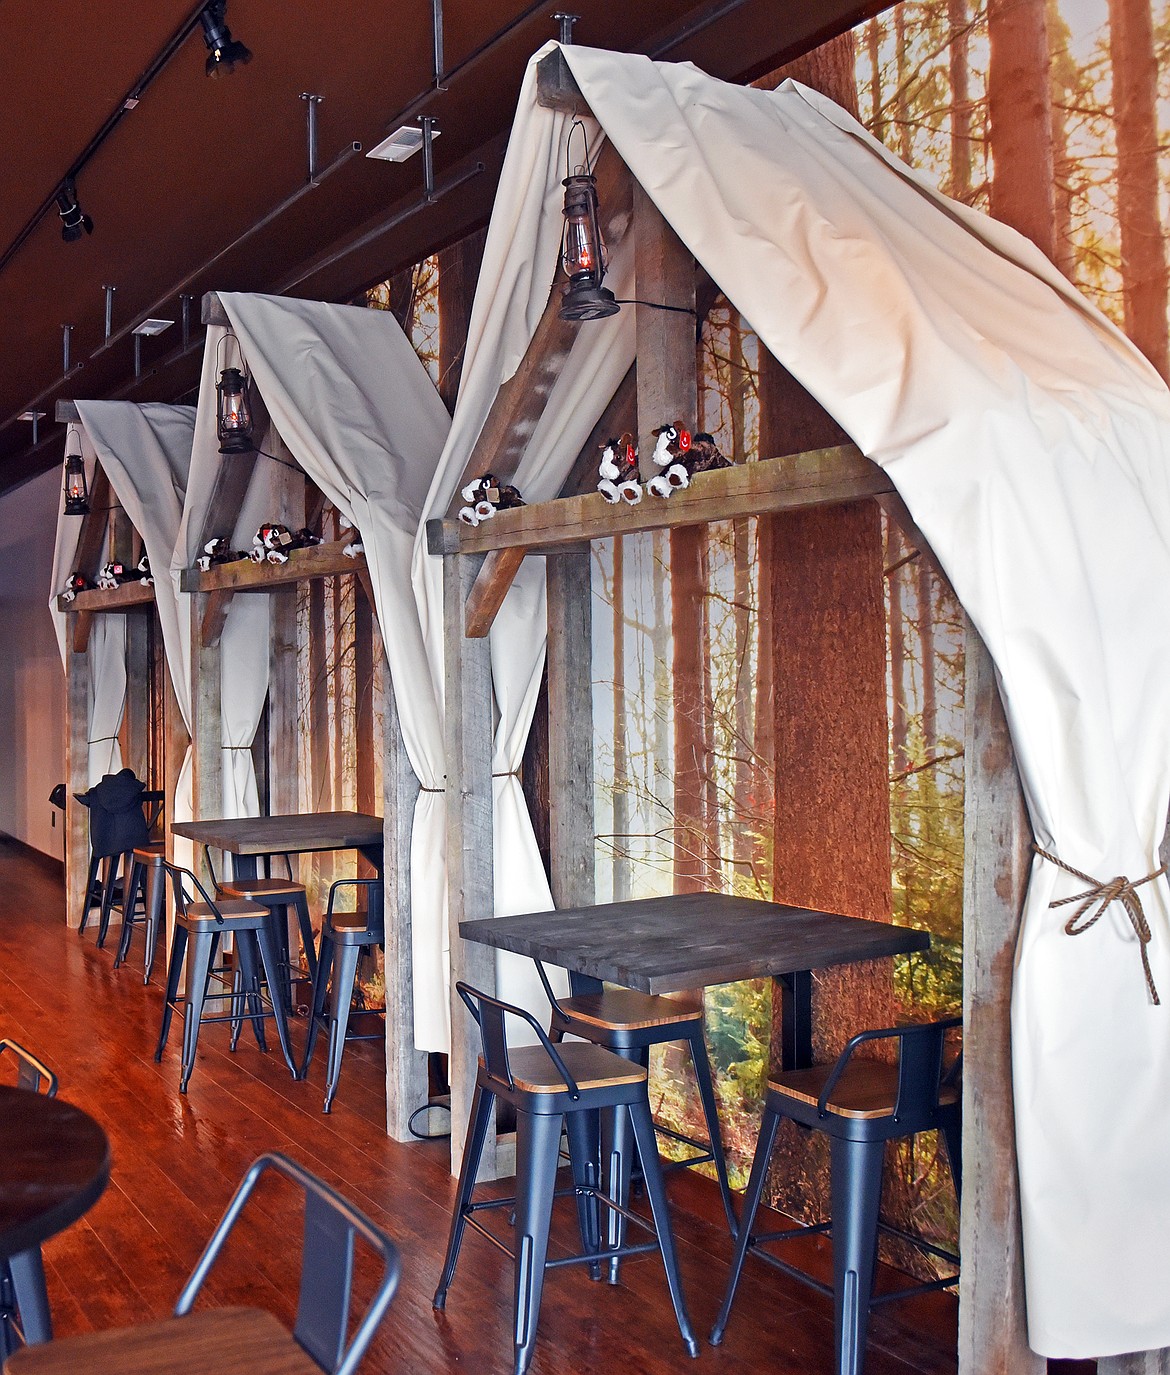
[460, 1184, 662, 1270]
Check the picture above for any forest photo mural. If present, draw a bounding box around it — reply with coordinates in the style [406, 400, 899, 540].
[591, 0, 1165, 1267]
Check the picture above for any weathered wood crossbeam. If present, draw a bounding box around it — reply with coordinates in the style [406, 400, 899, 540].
[56, 580, 155, 615]
[445, 141, 634, 514]
[429, 445, 892, 636]
[55, 400, 81, 422]
[180, 536, 368, 594]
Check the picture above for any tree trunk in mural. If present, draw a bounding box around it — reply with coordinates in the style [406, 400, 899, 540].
[988, 0, 1056, 257]
[671, 525, 709, 892]
[1107, 0, 1169, 378]
[948, 0, 972, 200]
[437, 227, 488, 414]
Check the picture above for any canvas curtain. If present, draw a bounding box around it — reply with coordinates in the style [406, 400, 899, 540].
[47, 424, 127, 785]
[172, 326, 278, 862]
[211, 292, 454, 1048]
[417, 42, 1170, 1358]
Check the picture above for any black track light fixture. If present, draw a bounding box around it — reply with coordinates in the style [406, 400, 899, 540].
[200, 2, 253, 78]
[55, 179, 93, 243]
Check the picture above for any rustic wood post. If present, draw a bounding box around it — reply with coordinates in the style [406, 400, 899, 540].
[191, 591, 223, 890]
[162, 665, 187, 864]
[64, 633, 91, 927]
[959, 619, 1043, 1375]
[382, 688, 428, 1141]
[546, 549, 594, 909]
[445, 550, 497, 1175]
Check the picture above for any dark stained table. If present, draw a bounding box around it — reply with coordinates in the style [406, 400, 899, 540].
[0, 1087, 110, 1342]
[461, 892, 930, 1068]
[172, 811, 384, 879]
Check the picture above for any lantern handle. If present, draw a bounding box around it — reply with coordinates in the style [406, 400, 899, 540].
[564, 116, 595, 181]
[215, 328, 250, 379]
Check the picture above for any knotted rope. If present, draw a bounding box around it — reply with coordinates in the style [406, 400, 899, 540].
[1034, 846, 1166, 1005]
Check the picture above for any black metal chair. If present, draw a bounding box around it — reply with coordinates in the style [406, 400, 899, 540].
[205, 846, 318, 1012]
[534, 959, 736, 1266]
[0, 1041, 59, 1359]
[154, 864, 297, 1093]
[4, 1153, 402, 1375]
[711, 1017, 962, 1375]
[114, 845, 167, 981]
[298, 879, 383, 1114]
[434, 982, 699, 1375]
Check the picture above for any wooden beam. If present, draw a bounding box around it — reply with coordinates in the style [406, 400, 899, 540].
[191, 592, 222, 886]
[445, 143, 634, 512]
[958, 621, 1043, 1375]
[200, 588, 233, 649]
[634, 180, 696, 464]
[57, 580, 155, 614]
[535, 47, 585, 113]
[55, 400, 80, 423]
[444, 551, 498, 1177]
[547, 550, 595, 909]
[382, 690, 429, 1142]
[559, 363, 637, 498]
[428, 445, 891, 557]
[463, 547, 528, 638]
[181, 537, 366, 593]
[123, 614, 150, 781]
[201, 291, 230, 327]
[195, 452, 263, 559]
[72, 611, 94, 655]
[73, 469, 112, 579]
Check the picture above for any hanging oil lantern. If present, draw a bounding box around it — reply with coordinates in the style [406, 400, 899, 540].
[216, 332, 254, 454]
[62, 423, 89, 516]
[559, 119, 619, 322]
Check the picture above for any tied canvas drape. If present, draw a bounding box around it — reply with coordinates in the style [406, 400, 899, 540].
[418, 42, 1170, 1358]
[48, 425, 127, 785]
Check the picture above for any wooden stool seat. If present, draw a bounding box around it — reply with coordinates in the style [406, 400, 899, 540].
[770, 1061, 961, 1121]
[4, 1307, 318, 1375]
[183, 898, 269, 926]
[133, 843, 166, 860]
[221, 878, 305, 899]
[500, 1042, 648, 1096]
[555, 989, 701, 1032]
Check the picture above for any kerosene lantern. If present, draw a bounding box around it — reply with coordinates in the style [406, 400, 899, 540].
[216, 332, 255, 454]
[62, 423, 89, 516]
[559, 119, 619, 322]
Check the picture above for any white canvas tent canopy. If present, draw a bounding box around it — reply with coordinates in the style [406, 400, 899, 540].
[414, 42, 1170, 1362]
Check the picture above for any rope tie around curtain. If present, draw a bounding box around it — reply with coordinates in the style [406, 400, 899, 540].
[87, 735, 119, 743]
[222, 745, 253, 750]
[1034, 845, 1167, 1005]
[492, 770, 520, 779]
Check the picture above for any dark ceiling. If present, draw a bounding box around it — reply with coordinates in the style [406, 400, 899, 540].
[0, 0, 883, 494]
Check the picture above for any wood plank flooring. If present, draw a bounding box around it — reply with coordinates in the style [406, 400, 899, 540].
[0, 840, 1085, 1374]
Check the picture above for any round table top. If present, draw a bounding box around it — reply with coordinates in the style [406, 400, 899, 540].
[0, 1086, 110, 1259]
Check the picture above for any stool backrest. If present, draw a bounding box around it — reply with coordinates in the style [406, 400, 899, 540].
[174, 1152, 401, 1375]
[818, 1016, 962, 1124]
[0, 1039, 58, 1096]
[325, 878, 385, 938]
[456, 981, 582, 1100]
[164, 862, 226, 924]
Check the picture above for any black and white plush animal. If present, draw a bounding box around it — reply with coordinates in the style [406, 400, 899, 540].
[136, 552, 153, 587]
[457, 473, 526, 526]
[597, 433, 641, 505]
[197, 538, 249, 572]
[250, 523, 321, 564]
[60, 571, 95, 603]
[646, 424, 730, 497]
[96, 559, 149, 590]
[339, 514, 364, 558]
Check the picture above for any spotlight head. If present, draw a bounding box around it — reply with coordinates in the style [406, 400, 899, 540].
[200, 2, 253, 78]
[55, 180, 93, 243]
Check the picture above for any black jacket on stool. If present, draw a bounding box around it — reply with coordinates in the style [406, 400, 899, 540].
[76, 769, 149, 857]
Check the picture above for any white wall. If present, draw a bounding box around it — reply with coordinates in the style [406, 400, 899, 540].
[0, 467, 66, 860]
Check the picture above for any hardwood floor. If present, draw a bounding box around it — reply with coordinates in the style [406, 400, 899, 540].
[0, 839, 1080, 1374]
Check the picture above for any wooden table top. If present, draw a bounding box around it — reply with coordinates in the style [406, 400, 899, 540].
[172, 811, 384, 855]
[460, 892, 930, 994]
[0, 1087, 110, 1259]
[4, 1307, 319, 1375]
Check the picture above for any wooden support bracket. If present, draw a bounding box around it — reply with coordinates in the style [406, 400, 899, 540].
[536, 47, 585, 113]
[72, 610, 94, 656]
[201, 292, 231, 326]
[464, 547, 528, 637]
[55, 400, 81, 423]
[201, 588, 234, 648]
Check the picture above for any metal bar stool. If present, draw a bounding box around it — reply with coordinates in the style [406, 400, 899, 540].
[154, 864, 297, 1093]
[114, 845, 167, 981]
[206, 847, 318, 1012]
[434, 982, 698, 1375]
[4, 1153, 402, 1375]
[711, 1017, 962, 1375]
[298, 879, 383, 1113]
[534, 960, 736, 1274]
[0, 1041, 59, 1359]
